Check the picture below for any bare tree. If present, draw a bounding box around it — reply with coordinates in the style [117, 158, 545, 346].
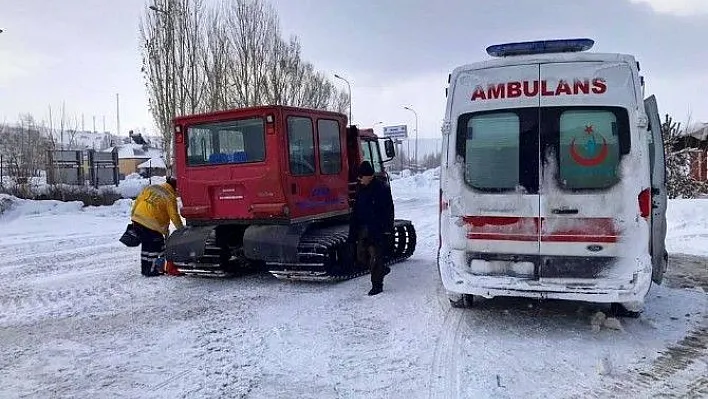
[224, 0, 279, 107]
[0, 114, 53, 183]
[140, 0, 351, 167]
[201, 2, 231, 110]
[662, 114, 708, 198]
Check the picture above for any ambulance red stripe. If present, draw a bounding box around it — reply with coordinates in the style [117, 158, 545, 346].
[463, 216, 619, 242]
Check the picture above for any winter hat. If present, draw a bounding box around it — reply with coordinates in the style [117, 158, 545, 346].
[358, 161, 374, 177]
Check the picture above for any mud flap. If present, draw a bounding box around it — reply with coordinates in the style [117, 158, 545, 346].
[164, 226, 215, 263]
[243, 224, 309, 263]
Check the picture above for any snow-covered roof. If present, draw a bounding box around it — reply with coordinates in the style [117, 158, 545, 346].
[137, 157, 166, 169]
[101, 143, 164, 160]
[687, 125, 708, 141]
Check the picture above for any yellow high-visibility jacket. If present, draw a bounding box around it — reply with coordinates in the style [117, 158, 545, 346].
[131, 183, 184, 236]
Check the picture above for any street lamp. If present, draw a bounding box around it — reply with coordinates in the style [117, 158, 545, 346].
[403, 106, 418, 171]
[334, 74, 352, 126]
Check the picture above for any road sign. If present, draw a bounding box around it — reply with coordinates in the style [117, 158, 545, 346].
[383, 125, 408, 139]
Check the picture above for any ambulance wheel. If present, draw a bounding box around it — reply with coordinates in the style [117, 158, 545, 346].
[449, 293, 474, 309]
[610, 302, 642, 319]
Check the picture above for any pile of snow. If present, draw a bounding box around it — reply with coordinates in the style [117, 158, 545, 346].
[0, 193, 83, 221]
[83, 198, 134, 217]
[666, 199, 708, 257]
[390, 167, 439, 201]
[116, 173, 165, 199]
[0, 193, 133, 221]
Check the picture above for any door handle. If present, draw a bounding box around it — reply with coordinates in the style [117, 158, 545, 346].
[291, 183, 297, 195]
[551, 208, 579, 215]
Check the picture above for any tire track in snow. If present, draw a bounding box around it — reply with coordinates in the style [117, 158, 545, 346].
[176, 304, 264, 399]
[326, 312, 415, 397]
[0, 231, 118, 251]
[0, 233, 122, 273]
[580, 315, 708, 398]
[0, 249, 139, 326]
[0, 279, 137, 327]
[428, 284, 463, 399]
[578, 255, 708, 398]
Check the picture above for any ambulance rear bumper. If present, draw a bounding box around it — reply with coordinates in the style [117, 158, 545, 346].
[438, 249, 652, 306]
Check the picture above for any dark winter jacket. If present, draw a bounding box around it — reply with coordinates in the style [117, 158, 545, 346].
[349, 178, 395, 242]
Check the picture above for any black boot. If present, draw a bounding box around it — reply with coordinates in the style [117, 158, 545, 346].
[368, 285, 383, 296]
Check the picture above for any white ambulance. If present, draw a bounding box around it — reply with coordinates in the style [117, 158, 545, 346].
[437, 39, 667, 315]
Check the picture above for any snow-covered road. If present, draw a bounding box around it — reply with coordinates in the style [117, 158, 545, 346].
[1, 172, 707, 398]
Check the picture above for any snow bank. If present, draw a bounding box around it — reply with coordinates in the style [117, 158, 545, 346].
[83, 199, 134, 217]
[116, 173, 165, 199]
[390, 167, 439, 201]
[666, 199, 708, 257]
[0, 193, 83, 221]
[0, 194, 133, 221]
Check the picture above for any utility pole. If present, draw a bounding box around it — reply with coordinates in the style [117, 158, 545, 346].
[403, 106, 419, 172]
[116, 93, 120, 136]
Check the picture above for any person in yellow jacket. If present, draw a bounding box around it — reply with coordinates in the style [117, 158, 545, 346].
[130, 176, 184, 276]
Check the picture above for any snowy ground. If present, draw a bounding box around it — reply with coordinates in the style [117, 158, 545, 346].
[1, 171, 707, 398]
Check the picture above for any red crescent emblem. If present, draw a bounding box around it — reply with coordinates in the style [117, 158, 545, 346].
[570, 136, 608, 166]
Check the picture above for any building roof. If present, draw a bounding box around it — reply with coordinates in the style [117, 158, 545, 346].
[101, 143, 164, 160]
[137, 157, 166, 169]
[688, 124, 708, 141]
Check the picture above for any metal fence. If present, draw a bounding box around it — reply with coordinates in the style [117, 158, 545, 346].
[47, 150, 85, 185]
[44, 149, 119, 187]
[87, 149, 119, 188]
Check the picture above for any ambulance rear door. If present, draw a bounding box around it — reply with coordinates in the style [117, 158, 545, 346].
[537, 61, 639, 282]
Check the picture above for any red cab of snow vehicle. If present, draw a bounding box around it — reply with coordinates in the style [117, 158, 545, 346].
[166, 105, 416, 280]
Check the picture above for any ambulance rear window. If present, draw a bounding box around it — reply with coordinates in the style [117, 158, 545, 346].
[455, 107, 629, 193]
[457, 108, 539, 193]
[556, 109, 623, 190]
[465, 112, 520, 190]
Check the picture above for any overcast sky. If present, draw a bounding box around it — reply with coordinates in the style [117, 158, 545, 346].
[1, 0, 707, 139]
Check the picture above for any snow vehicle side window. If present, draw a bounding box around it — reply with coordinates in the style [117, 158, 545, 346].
[360, 140, 373, 168]
[360, 140, 382, 173]
[186, 118, 265, 166]
[317, 119, 342, 175]
[552, 108, 628, 191]
[369, 140, 383, 172]
[463, 112, 520, 191]
[287, 116, 316, 176]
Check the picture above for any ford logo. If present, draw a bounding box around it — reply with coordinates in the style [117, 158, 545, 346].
[587, 245, 603, 252]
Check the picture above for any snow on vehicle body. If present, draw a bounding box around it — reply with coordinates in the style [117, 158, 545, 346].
[438, 39, 667, 311]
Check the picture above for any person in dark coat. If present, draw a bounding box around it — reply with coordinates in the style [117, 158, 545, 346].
[348, 161, 395, 295]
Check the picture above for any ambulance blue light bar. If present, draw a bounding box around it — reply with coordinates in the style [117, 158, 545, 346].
[486, 38, 595, 57]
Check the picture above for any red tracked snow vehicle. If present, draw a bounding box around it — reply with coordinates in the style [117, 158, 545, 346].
[163, 105, 416, 280]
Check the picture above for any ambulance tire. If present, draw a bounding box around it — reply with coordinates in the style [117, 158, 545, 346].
[449, 293, 475, 309]
[610, 302, 642, 319]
